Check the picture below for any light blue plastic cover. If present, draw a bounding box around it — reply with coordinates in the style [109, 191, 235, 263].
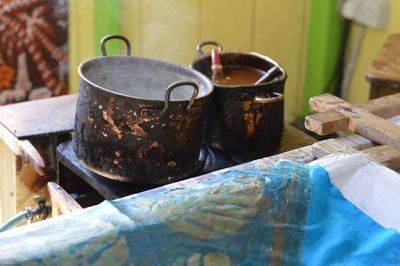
[0, 161, 311, 265]
[1, 159, 400, 265]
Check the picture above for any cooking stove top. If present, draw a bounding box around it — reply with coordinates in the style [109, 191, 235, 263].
[56, 141, 280, 204]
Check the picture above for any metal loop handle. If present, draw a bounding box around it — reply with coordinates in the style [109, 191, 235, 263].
[196, 41, 223, 55]
[161, 81, 199, 114]
[254, 92, 283, 104]
[100, 34, 131, 56]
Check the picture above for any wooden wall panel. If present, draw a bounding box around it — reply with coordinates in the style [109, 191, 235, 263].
[68, 0, 95, 93]
[0, 140, 16, 222]
[120, 0, 143, 55]
[199, 0, 254, 51]
[84, 0, 313, 121]
[141, 0, 199, 65]
[253, 0, 310, 121]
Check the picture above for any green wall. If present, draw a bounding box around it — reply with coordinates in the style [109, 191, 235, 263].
[303, 0, 344, 116]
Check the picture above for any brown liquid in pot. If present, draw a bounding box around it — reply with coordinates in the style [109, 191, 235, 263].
[214, 67, 266, 86]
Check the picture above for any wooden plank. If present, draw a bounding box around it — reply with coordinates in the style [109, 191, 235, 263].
[312, 115, 400, 157]
[312, 139, 358, 158]
[0, 125, 45, 175]
[306, 94, 400, 135]
[312, 139, 400, 172]
[306, 94, 400, 148]
[306, 93, 400, 135]
[361, 145, 400, 172]
[0, 94, 76, 139]
[47, 182, 82, 216]
[0, 140, 17, 223]
[253, 0, 310, 122]
[359, 92, 400, 119]
[309, 93, 400, 116]
[305, 110, 349, 135]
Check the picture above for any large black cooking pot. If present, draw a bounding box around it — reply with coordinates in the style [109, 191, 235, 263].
[191, 41, 287, 150]
[74, 35, 213, 184]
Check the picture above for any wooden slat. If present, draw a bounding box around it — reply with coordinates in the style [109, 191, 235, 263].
[0, 126, 45, 176]
[359, 92, 400, 119]
[305, 110, 349, 135]
[306, 94, 400, 148]
[312, 139, 357, 158]
[306, 93, 400, 135]
[343, 106, 400, 149]
[361, 145, 400, 172]
[309, 92, 400, 115]
[0, 94, 76, 139]
[0, 140, 17, 223]
[312, 139, 400, 172]
[47, 182, 82, 216]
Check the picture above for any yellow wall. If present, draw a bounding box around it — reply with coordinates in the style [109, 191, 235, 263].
[68, 0, 95, 92]
[347, 0, 400, 103]
[69, 0, 311, 122]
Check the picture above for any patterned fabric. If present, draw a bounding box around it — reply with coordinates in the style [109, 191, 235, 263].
[0, 0, 68, 105]
[0, 161, 312, 265]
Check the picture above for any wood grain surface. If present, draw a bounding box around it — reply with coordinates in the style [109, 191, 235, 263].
[0, 94, 76, 139]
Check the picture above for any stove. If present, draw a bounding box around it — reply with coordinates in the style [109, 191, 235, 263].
[56, 140, 281, 207]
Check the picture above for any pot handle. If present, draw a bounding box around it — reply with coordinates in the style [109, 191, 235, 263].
[161, 81, 199, 114]
[100, 34, 131, 56]
[196, 41, 223, 55]
[254, 92, 283, 104]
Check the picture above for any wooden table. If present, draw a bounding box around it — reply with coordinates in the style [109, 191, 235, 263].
[366, 34, 400, 99]
[0, 95, 76, 222]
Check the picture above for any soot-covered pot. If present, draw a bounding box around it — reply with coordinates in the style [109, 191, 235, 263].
[191, 41, 287, 151]
[74, 35, 213, 184]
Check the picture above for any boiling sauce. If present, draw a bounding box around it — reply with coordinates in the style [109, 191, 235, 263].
[214, 67, 266, 86]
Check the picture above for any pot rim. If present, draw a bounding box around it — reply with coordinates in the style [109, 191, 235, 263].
[191, 51, 287, 89]
[78, 55, 214, 103]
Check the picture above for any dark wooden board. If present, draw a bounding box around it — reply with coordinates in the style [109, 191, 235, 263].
[0, 94, 77, 139]
[56, 141, 156, 199]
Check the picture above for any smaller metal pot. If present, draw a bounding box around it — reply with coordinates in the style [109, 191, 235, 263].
[191, 41, 287, 151]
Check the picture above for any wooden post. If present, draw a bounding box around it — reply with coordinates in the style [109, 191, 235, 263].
[0, 140, 17, 222]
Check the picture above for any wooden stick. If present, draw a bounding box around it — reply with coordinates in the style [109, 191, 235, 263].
[47, 182, 82, 216]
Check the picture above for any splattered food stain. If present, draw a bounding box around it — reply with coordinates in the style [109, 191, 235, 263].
[127, 123, 147, 137]
[167, 161, 177, 168]
[102, 110, 123, 139]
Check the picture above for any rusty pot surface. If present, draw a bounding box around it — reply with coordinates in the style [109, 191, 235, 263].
[191, 41, 287, 150]
[74, 35, 213, 184]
